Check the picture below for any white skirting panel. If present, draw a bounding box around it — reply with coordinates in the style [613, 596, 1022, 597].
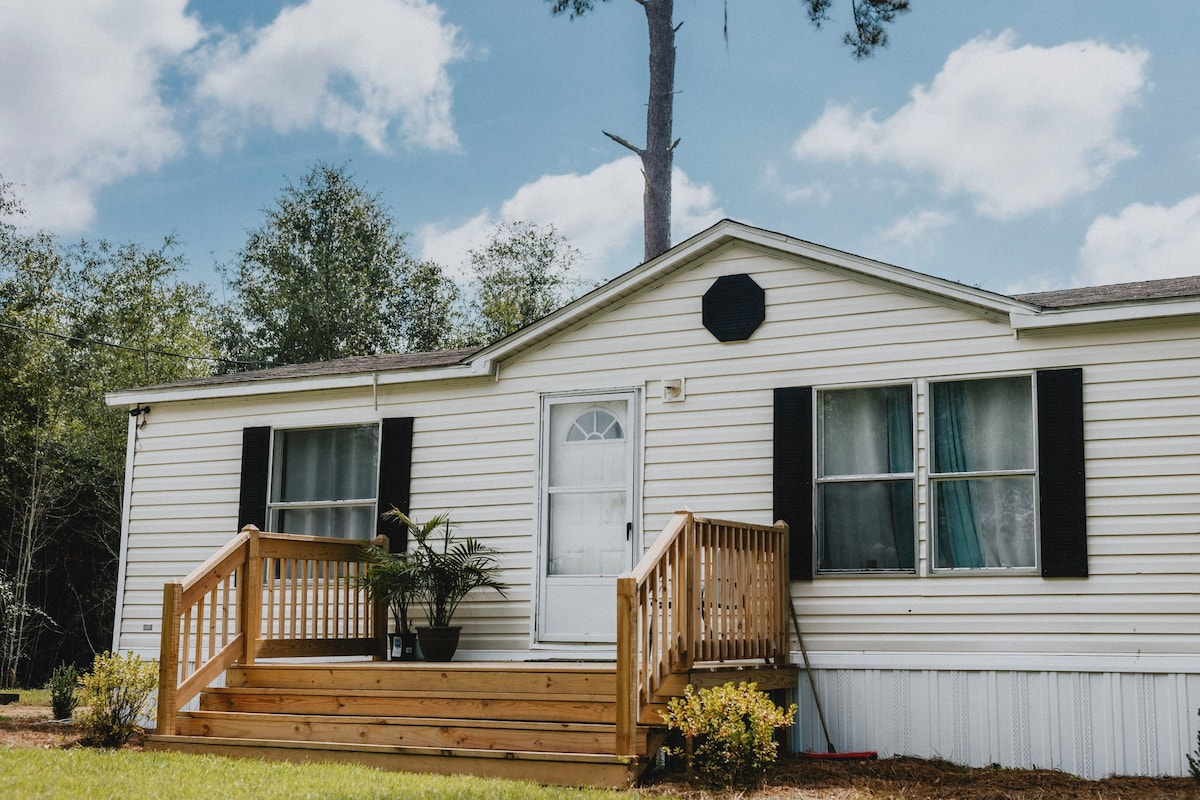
[793, 667, 1200, 779]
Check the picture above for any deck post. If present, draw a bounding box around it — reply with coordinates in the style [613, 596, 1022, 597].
[157, 582, 182, 734]
[242, 525, 262, 666]
[615, 574, 638, 756]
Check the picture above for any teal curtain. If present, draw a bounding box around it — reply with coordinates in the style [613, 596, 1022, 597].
[932, 383, 984, 568]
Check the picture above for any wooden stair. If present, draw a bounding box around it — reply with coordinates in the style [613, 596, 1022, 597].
[148, 661, 650, 788]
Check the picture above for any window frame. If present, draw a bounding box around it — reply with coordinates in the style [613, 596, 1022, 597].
[266, 422, 382, 541]
[927, 372, 1041, 575]
[813, 381, 918, 575]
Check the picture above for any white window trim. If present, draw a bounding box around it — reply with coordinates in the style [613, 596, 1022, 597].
[926, 372, 1041, 576]
[814, 381, 918, 575]
[266, 422, 382, 539]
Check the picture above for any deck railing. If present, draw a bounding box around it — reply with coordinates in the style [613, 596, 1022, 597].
[615, 512, 790, 754]
[156, 526, 385, 734]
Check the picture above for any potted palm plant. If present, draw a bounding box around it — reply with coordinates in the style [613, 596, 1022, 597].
[383, 509, 507, 662]
[357, 541, 421, 660]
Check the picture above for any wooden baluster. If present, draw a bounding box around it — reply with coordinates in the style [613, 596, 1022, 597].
[208, 586, 218, 664]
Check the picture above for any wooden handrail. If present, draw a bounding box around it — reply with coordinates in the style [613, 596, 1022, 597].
[615, 512, 790, 755]
[156, 526, 386, 734]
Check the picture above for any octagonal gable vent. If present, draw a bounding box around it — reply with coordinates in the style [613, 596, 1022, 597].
[702, 274, 765, 342]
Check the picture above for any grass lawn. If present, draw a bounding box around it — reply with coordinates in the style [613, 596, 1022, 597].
[0, 749, 626, 800]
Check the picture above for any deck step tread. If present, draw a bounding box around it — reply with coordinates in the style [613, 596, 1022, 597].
[205, 686, 616, 703]
[147, 734, 642, 789]
[180, 709, 623, 733]
[150, 733, 637, 763]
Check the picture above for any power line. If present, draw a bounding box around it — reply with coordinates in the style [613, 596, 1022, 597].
[0, 320, 272, 368]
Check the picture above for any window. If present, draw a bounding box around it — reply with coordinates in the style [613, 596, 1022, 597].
[774, 368, 1086, 580]
[816, 385, 915, 572]
[930, 376, 1036, 570]
[566, 409, 624, 442]
[268, 425, 380, 539]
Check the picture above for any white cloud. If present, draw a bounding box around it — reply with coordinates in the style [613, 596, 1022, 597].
[419, 156, 723, 283]
[0, 0, 203, 231]
[783, 180, 834, 206]
[194, 0, 464, 153]
[879, 210, 955, 247]
[793, 31, 1148, 219]
[1076, 196, 1200, 285]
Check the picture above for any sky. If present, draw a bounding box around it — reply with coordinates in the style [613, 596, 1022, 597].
[2, 0, 1199, 295]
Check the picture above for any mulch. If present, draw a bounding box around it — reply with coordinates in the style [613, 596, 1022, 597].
[641, 754, 1200, 799]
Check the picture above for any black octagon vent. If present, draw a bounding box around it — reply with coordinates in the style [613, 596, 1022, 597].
[702, 274, 765, 342]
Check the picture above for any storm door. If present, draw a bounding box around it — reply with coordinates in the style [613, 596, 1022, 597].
[536, 392, 638, 643]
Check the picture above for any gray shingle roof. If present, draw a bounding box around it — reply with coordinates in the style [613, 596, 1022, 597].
[1013, 275, 1200, 309]
[134, 348, 478, 391]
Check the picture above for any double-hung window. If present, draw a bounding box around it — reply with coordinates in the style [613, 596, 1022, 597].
[268, 425, 380, 540]
[816, 385, 915, 572]
[930, 375, 1036, 570]
[775, 368, 1085, 580]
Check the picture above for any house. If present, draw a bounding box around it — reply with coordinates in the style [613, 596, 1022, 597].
[106, 219, 1200, 782]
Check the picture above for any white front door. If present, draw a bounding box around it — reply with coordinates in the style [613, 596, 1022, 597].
[537, 392, 638, 643]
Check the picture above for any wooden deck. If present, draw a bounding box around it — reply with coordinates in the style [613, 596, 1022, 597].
[149, 513, 795, 788]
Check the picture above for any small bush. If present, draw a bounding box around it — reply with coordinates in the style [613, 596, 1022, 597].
[1187, 707, 1200, 783]
[76, 651, 157, 747]
[661, 680, 796, 788]
[46, 662, 81, 719]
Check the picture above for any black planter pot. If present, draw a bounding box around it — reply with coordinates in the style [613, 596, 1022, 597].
[416, 625, 462, 662]
[388, 630, 420, 661]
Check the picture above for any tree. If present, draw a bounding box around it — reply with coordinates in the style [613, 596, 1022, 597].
[1, 179, 219, 684]
[549, 0, 910, 261]
[460, 221, 584, 346]
[219, 162, 455, 366]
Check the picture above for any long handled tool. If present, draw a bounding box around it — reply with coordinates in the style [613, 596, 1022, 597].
[789, 599, 877, 759]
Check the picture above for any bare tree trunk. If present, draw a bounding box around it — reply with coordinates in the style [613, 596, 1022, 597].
[641, 0, 675, 262]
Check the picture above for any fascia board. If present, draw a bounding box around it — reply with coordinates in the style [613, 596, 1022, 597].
[733, 228, 1033, 318]
[1011, 297, 1200, 332]
[103, 362, 489, 407]
[471, 227, 734, 365]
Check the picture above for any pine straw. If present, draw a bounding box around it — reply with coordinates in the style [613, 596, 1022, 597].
[640, 755, 1200, 800]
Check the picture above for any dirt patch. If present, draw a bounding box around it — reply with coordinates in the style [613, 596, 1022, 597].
[0, 704, 143, 750]
[641, 755, 1200, 799]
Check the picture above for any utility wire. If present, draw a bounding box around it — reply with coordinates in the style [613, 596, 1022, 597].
[0, 320, 273, 369]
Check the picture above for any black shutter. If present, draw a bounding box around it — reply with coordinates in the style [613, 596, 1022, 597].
[377, 417, 415, 553]
[774, 387, 814, 580]
[237, 426, 271, 531]
[1037, 368, 1088, 577]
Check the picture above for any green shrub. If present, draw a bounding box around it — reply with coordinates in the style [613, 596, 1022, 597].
[76, 651, 157, 746]
[46, 662, 81, 719]
[1187, 708, 1200, 783]
[661, 680, 796, 788]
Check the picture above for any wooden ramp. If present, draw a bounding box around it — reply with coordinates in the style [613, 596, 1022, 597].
[147, 660, 795, 789]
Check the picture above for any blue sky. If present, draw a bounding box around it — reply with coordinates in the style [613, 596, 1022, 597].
[2, 0, 1198, 294]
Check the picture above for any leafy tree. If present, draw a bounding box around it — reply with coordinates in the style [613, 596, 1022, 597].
[460, 221, 584, 346]
[219, 162, 454, 365]
[548, 0, 910, 261]
[1, 179, 218, 684]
